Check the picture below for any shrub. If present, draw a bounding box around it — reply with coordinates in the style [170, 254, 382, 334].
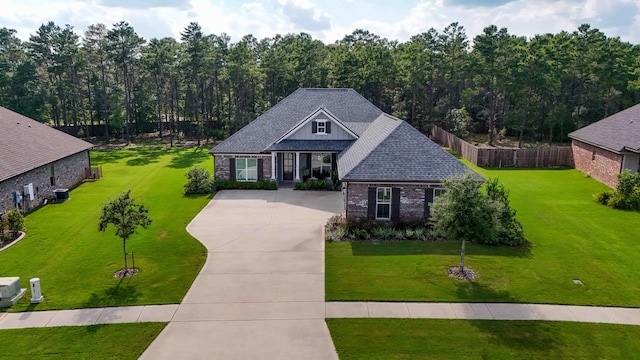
[184, 166, 213, 194]
[213, 179, 277, 191]
[372, 226, 395, 240]
[6, 209, 25, 237]
[594, 190, 615, 205]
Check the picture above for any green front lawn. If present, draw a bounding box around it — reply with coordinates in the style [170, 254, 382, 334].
[0, 322, 166, 359]
[326, 168, 640, 307]
[327, 319, 640, 359]
[0, 147, 211, 311]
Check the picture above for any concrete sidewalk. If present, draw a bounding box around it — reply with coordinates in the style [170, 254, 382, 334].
[0, 304, 178, 329]
[3, 301, 640, 331]
[326, 302, 640, 325]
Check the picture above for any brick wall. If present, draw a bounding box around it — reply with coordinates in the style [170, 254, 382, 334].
[213, 154, 272, 180]
[0, 151, 90, 214]
[572, 140, 622, 188]
[345, 182, 438, 220]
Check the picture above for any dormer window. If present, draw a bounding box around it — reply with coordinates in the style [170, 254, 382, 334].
[312, 119, 331, 135]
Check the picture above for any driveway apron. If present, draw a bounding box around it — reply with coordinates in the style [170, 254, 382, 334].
[140, 189, 343, 359]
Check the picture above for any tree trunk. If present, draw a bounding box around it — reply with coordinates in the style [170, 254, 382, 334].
[459, 239, 466, 272]
[123, 238, 128, 270]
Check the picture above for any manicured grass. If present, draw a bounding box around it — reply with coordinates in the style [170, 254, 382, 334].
[0, 322, 166, 359]
[326, 168, 640, 306]
[327, 319, 640, 359]
[0, 147, 211, 311]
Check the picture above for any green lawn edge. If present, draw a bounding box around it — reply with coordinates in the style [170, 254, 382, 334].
[0, 322, 167, 359]
[326, 166, 640, 307]
[327, 318, 640, 360]
[0, 147, 211, 311]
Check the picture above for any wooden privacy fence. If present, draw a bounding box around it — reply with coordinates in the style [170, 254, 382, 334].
[430, 126, 574, 168]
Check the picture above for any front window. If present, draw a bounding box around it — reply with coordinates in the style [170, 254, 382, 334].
[236, 158, 257, 182]
[316, 120, 326, 134]
[434, 188, 446, 199]
[311, 153, 332, 179]
[376, 187, 391, 220]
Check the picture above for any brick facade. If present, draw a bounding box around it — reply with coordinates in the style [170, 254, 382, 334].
[572, 140, 622, 188]
[213, 154, 273, 181]
[0, 151, 90, 214]
[344, 182, 440, 220]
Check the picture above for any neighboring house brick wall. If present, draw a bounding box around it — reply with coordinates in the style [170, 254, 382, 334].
[345, 182, 438, 220]
[0, 151, 89, 214]
[213, 154, 272, 181]
[572, 140, 622, 188]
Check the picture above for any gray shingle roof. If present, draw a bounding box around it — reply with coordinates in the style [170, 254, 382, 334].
[0, 107, 94, 182]
[569, 103, 640, 153]
[266, 140, 354, 151]
[339, 114, 477, 182]
[211, 88, 383, 154]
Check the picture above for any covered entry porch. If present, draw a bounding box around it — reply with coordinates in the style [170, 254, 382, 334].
[270, 152, 337, 182]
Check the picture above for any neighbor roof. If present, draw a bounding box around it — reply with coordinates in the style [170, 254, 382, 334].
[569, 103, 640, 153]
[0, 107, 93, 182]
[211, 88, 383, 154]
[339, 114, 476, 182]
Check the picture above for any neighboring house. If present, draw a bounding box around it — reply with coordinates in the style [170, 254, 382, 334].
[569, 103, 640, 188]
[0, 107, 93, 214]
[210, 88, 477, 221]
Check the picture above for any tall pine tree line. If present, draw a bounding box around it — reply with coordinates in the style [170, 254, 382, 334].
[1, 21, 639, 145]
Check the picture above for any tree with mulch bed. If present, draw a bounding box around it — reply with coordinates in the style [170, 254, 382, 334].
[431, 173, 525, 280]
[1, 209, 25, 248]
[99, 190, 152, 278]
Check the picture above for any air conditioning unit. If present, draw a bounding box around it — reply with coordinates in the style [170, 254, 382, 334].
[23, 183, 34, 201]
[53, 188, 70, 201]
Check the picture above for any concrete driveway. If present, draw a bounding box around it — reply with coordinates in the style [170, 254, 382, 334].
[140, 189, 343, 359]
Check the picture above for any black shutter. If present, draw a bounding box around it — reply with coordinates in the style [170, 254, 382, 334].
[326, 121, 332, 134]
[331, 153, 337, 173]
[367, 187, 376, 219]
[312, 121, 317, 133]
[391, 187, 401, 221]
[424, 188, 434, 218]
[257, 158, 264, 180]
[229, 158, 236, 180]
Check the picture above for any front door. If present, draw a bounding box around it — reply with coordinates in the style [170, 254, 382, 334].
[283, 153, 294, 180]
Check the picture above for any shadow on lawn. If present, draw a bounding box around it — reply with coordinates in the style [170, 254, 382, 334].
[125, 147, 167, 166]
[456, 282, 559, 353]
[83, 276, 140, 308]
[166, 148, 211, 169]
[349, 241, 532, 258]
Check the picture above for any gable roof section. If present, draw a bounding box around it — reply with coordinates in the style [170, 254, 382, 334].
[569, 103, 640, 153]
[211, 88, 383, 154]
[339, 114, 476, 182]
[275, 107, 358, 143]
[0, 107, 93, 182]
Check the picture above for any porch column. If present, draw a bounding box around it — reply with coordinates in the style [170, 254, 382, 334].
[271, 152, 276, 180]
[295, 152, 300, 181]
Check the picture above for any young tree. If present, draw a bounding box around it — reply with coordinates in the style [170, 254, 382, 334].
[98, 190, 152, 272]
[431, 173, 494, 273]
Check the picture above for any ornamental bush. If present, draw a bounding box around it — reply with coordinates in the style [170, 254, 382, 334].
[184, 166, 213, 194]
[6, 209, 25, 237]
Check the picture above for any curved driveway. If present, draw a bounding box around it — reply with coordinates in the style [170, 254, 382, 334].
[140, 189, 343, 359]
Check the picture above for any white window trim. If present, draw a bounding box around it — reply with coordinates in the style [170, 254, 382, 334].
[433, 188, 446, 199]
[236, 158, 258, 182]
[316, 119, 327, 135]
[376, 187, 392, 220]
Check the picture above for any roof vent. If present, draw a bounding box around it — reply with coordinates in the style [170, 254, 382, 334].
[16, 121, 19, 124]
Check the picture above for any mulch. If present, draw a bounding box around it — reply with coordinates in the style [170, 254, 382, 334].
[448, 266, 477, 280]
[113, 268, 139, 278]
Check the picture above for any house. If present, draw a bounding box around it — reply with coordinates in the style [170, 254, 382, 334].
[0, 107, 93, 214]
[210, 88, 477, 221]
[569, 103, 640, 188]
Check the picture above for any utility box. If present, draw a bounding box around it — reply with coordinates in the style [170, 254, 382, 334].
[23, 183, 34, 201]
[30, 278, 43, 303]
[0, 277, 27, 308]
[53, 189, 69, 201]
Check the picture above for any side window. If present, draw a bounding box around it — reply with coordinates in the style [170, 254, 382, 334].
[316, 121, 326, 134]
[376, 187, 391, 220]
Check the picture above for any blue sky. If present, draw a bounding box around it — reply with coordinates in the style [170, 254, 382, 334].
[2, 0, 639, 43]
